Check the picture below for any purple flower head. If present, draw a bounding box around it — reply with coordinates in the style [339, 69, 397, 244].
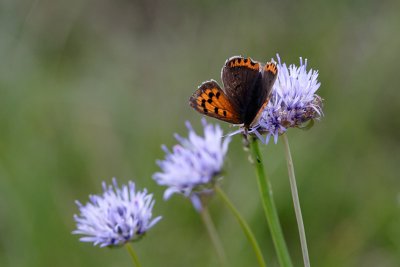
[73, 178, 162, 247]
[153, 118, 231, 211]
[250, 54, 323, 143]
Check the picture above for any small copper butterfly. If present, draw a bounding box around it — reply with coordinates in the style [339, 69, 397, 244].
[189, 56, 278, 129]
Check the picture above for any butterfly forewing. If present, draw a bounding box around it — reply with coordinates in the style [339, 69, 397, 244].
[221, 56, 264, 126]
[250, 62, 278, 127]
[189, 80, 242, 124]
[262, 62, 278, 95]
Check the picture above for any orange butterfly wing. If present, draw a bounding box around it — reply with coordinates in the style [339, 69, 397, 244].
[189, 80, 241, 124]
[250, 62, 279, 126]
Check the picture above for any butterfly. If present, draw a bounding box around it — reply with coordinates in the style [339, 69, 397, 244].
[189, 56, 278, 130]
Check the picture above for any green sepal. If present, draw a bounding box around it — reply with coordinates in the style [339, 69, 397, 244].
[298, 119, 314, 131]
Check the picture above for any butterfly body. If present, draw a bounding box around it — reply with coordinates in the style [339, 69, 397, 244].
[190, 56, 278, 129]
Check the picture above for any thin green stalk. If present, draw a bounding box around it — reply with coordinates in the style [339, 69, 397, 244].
[282, 133, 310, 267]
[200, 206, 228, 267]
[125, 243, 142, 267]
[249, 138, 293, 267]
[216, 186, 267, 267]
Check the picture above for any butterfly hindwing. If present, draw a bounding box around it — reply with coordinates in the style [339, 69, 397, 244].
[189, 80, 241, 124]
[221, 56, 263, 126]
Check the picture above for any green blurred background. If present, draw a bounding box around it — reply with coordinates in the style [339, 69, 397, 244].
[1, 0, 399, 266]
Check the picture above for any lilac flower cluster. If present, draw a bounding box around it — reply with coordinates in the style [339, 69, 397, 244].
[153, 118, 231, 211]
[251, 54, 323, 144]
[73, 178, 161, 247]
[73, 119, 230, 248]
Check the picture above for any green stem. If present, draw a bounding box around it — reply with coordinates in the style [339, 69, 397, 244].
[216, 186, 267, 267]
[282, 133, 310, 267]
[249, 138, 293, 267]
[125, 243, 142, 267]
[200, 206, 228, 267]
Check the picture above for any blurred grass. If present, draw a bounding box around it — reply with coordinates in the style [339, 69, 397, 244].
[1, 0, 400, 266]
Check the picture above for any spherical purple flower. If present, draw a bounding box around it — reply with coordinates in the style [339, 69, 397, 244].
[73, 178, 162, 247]
[153, 118, 231, 211]
[251, 54, 323, 143]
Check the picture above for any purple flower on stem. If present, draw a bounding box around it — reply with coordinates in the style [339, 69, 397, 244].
[73, 178, 161, 247]
[251, 54, 323, 144]
[153, 119, 231, 211]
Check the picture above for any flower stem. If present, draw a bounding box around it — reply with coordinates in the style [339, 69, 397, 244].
[125, 243, 142, 267]
[249, 137, 293, 267]
[216, 186, 267, 267]
[200, 206, 228, 267]
[282, 133, 310, 267]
